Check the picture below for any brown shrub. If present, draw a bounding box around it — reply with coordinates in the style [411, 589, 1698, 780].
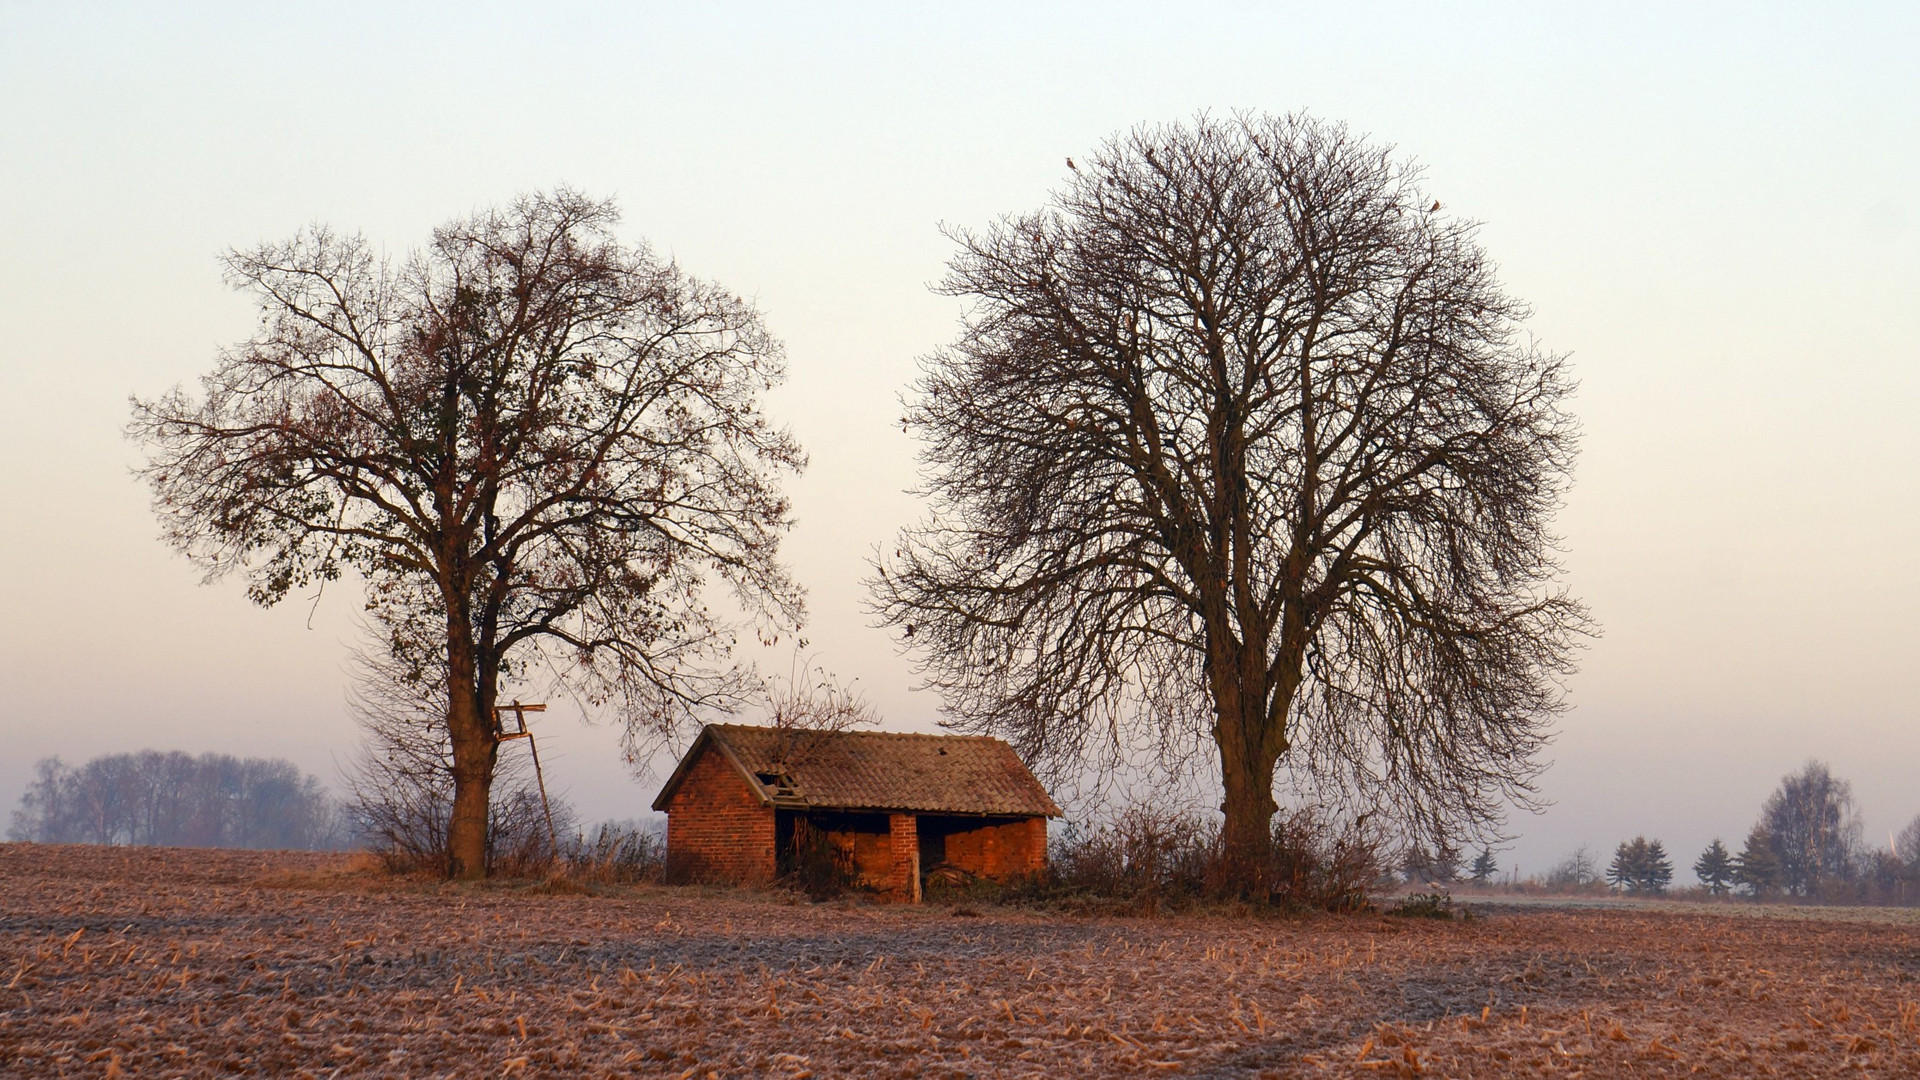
[560, 820, 665, 885]
[1036, 803, 1389, 913]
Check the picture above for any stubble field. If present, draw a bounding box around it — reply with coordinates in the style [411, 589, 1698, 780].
[2, 844, 1918, 1077]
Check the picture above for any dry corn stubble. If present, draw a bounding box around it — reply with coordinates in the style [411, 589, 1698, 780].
[2, 845, 1919, 1077]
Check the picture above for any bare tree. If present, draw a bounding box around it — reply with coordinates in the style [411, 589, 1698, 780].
[1897, 813, 1920, 868]
[1542, 843, 1601, 891]
[8, 752, 341, 849]
[342, 609, 594, 875]
[341, 635, 458, 867]
[756, 652, 882, 775]
[132, 190, 803, 878]
[872, 114, 1587, 890]
[1758, 760, 1862, 897]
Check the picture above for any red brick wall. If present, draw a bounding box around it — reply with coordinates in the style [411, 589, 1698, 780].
[662, 747, 775, 884]
[828, 820, 891, 887]
[887, 814, 921, 903]
[1020, 817, 1048, 875]
[942, 816, 1047, 880]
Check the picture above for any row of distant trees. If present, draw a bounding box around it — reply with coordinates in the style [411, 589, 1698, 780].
[7, 751, 346, 850]
[1410, 761, 1920, 904]
[6, 747, 665, 882]
[1690, 762, 1920, 902]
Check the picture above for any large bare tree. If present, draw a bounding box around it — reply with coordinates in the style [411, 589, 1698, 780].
[133, 190, 803, 878]
[1757, 760, 1862, 897]
[872, 114, 1588, 889]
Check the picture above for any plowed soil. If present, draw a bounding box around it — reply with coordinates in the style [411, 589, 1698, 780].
[3, 845, 1918, 1077]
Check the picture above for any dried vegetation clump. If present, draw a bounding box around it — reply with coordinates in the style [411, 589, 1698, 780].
[1028, 804, 1387, 915]
[4, 844, 1919, 1077]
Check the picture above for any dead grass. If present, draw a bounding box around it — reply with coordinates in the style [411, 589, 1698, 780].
[4, 844, 1918, 1077]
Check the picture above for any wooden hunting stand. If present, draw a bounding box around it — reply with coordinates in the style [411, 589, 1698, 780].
[492, 701, 559, 858]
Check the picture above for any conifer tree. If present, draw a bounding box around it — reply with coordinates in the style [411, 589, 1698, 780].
[1642, 839, 1674, 893]
[1693, 839, 1735, 896]
[1470, 849, 1500, 886]
[1733, 826, 1781, 898]
[1607, 838, 1641, 892]
[1607, 836, 1673, 894]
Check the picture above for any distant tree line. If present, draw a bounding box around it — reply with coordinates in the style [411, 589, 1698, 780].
[7, 751, 345, 850]
[1494, 761, 1920, 905]
[1688, 761, 1920, 903]
[1400, 761, 1920, 907]
[1399, 844, 1505, 888]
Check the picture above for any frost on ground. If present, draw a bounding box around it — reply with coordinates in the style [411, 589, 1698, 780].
[2, 845, 1918, 1077]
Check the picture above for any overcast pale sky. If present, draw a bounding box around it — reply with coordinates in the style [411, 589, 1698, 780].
[2, 2, 1915, 875]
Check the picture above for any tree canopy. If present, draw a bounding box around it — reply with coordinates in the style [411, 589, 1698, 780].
[872, 113, 1587, 886]
[132, 191, 802, 876]
[1758, 760, 1861, 897]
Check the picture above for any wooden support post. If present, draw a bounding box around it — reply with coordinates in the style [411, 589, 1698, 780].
[492, 702, 558, 860]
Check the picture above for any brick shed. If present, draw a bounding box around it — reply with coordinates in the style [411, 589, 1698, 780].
[652, 724, 1062, 901]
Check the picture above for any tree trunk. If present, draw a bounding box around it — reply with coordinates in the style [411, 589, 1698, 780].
[1211, 652, 1286, 896]
[1212, 641, 1300, 898]
[1217, 730, 1280, 897]
[445, 624, 495, 880]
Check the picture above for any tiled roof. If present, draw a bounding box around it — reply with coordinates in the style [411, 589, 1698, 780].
[655, 724, 1062, 817]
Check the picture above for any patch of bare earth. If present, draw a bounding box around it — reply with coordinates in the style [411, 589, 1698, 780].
[3, 846, 1918, 1077]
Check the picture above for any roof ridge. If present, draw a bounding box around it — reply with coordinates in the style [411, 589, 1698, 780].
[708, 723, 1002, 742]
[664, 721, 1061, 818]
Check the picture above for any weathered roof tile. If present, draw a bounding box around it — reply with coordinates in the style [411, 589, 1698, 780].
[654, 724, 1061, 817]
